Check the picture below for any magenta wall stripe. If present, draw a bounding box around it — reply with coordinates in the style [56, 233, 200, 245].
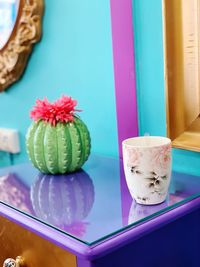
[110, 0, 138, 158]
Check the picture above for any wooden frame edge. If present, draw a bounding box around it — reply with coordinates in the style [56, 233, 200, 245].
[0, 0, 44, 91]
[163, 0, 200, 152]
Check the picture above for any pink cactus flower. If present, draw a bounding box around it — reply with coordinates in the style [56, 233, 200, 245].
[30, 95, 81, 126]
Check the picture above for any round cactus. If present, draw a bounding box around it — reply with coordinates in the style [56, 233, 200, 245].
[26, 96, 91, 174]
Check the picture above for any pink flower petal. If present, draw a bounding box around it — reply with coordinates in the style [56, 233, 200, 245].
[30, 95, 81, 126]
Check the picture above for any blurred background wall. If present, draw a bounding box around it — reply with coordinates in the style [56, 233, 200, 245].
[0, 1, 118, 165]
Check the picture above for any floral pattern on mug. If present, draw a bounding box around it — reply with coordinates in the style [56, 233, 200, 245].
[150, 144, 171, 174]
[126, 148, 143, 167]
[145, 171, 168, 196]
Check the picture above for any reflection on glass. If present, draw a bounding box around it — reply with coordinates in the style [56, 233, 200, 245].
[0, 173, 33, 213]
[0, 0, 20, 49]
[128, 200, 168, 224]
[31, 171, 95, 237]
[0, 155, 200, 245]
[128, 194, 184, 224]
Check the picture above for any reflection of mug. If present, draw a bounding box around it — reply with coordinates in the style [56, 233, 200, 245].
[122, 136, 172, 205]
[31, 171, 95, 237]
[128, 200, 168, 224]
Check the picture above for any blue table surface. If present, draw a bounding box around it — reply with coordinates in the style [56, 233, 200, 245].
[0, 154, 199, 245]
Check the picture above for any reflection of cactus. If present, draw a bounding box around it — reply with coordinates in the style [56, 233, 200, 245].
[31, 171, 95, 235]
[26, 117, 91, 174]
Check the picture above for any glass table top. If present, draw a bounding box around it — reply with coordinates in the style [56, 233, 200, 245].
[0, 154, 199, 245]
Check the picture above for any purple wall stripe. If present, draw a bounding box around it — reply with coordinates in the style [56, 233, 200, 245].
[110, 0, 138, 158]
[110, 0, 139, 225]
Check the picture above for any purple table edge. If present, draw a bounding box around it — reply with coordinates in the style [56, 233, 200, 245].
[0, 196, 200, 261]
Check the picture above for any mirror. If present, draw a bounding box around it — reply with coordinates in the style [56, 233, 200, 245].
[0, 0, 20, 50]
[0, 0, 43, 91]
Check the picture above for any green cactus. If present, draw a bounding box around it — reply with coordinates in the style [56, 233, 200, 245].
[26, 117, 91, 174]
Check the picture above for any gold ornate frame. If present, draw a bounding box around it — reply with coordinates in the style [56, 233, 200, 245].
[0, 0, 44, 91]
[163, 0, 200, 152]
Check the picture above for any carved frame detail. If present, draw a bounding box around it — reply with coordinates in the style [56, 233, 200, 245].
[0, 0, 44, 91]
[163, 0, 200, 152]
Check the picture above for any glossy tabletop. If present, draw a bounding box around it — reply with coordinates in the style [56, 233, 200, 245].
[0, 154, 199, 245]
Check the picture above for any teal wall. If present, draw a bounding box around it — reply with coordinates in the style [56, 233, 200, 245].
[133, 0, 200, 176]
[0, 1, 118, 165]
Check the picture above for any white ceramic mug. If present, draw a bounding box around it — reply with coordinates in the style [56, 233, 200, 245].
[122, 136, 172, 205]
